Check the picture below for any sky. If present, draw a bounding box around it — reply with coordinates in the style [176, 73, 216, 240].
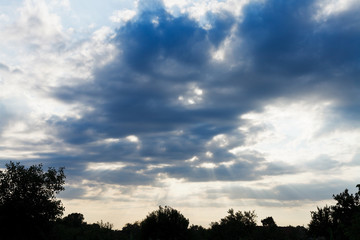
[1, 0, 360, 229]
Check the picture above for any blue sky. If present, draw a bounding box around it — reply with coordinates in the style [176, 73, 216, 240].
[1, 0, 360, 228]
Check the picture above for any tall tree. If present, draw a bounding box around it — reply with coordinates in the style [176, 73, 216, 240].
[0, 161, 65, 239]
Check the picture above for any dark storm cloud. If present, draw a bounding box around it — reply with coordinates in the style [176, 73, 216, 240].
[49, 2, 239, 164]
[118, 10, 210, 73]
[235, 0, 360, 96]
[48, 0, 360, 187]
[207, 11, 235, 47]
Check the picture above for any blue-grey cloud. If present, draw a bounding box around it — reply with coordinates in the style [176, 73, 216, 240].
[303, 155, 341, 171]
[207, 180, 359, 203]
[44, 0, 360, 189]
[118, 10, 210, 73]
[0, 103, 14, 135]
[0, 62, 22, 74]
[58, 186, 87, 199]
[235, 0, 360, 100]
[0, 62, 10, 72]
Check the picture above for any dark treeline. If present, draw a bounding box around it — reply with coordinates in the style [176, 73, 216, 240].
[51, 207, 308, 240]
[0, 162, 359, 240]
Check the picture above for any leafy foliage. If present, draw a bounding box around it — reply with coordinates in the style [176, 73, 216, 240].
[120, 222, 141, 240]
[0, 161, 65, 239]
[309, 206, 333, 239]
[210, 209, 257, 240]
[309, 184, 360, 240]
[140, 206, 189, 240]
[62, 212, 86, 227]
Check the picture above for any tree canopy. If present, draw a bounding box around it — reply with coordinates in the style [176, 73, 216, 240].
[0, 161, 65, 239]
[309, 184, 360, 240]
[209, 209, 257, 240]
[140, 206, 189, 240]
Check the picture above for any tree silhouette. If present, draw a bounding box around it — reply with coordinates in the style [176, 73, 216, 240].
[309, 184, 360, 240]
[309, 206, 333, 239]
[140, 206, 189, 240]
[121, 222, 141, 240]
[0, 161, 65, 239]
[332, 184, 360, 240]
[261, 216, 277, 227]
[62, 213, 86, 227]
[210, 209, 257, 240]
[188, 225, 209, 240]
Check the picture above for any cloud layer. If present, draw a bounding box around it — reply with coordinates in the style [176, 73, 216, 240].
[1, 0, 360, 227]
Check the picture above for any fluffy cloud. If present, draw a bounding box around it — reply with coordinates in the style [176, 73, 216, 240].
[47, 0, 360, 186]
[1, 0, 360, 227]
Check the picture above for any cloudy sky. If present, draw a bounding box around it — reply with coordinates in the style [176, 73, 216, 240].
[1, 0, 360, 228]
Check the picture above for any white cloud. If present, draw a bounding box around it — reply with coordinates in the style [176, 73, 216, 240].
[49, 0, 71, 10]
[14, 0, 65, 48]
[164, 0, 255, 23]
[1, 0, 360, 230]
[126, 135, 140, 143]
[0, 0, 117, 162]
[110, 9, 137, 24]
[234, 99, 360, 173]
[178, 84, 204, 106]
[208, 134, 229, 148]
[86, 162, 128, 171]
[0, 14, 9, 22]
[314, 0, 360, 21]
[198, 162, 217, 168]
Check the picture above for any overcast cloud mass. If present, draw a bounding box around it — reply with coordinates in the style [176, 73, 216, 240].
[1, 0, 360, 228]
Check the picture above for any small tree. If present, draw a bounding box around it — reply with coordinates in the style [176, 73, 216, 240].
[140, 206, 189, 240]
[261, 216, 277, 227]
[0, 161, 65, 239]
